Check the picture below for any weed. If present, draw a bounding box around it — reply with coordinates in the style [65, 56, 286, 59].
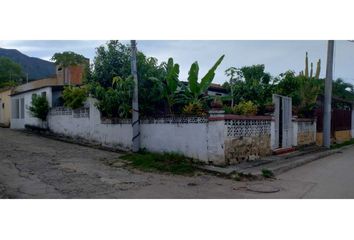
[331, 139, 354, 149]
[121, 151, 195, 175]
[261, 168, 274, 178]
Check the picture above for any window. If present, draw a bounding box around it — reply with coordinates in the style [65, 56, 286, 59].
[32, 93, 37, 99]
[20, 98, 25, 119]
[2, 103, 4, 109]
[12, 98, 19, 119]
[41, 92, 46, 98]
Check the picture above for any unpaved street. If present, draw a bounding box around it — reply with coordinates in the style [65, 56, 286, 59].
[0, 128, 354, 199]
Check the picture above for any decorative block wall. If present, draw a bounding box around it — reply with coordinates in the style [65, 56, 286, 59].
[224, 117, 272, 164]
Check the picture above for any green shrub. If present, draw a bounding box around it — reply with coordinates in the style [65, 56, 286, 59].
[182, 102, 207, 116]
[62, 86, 88, 109]
[29, 95, 49, 121]
[89, 76, 134, 118]
[223, 105, 233, 114]
[232, 101, 258, 115]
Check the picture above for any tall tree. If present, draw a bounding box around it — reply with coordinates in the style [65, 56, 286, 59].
[332, 78, 354, 101]
[0, 57, 24, 87]
[228, 64, 274, 113]
[225, 67, 240, 107]
[90, 40, 167, 116]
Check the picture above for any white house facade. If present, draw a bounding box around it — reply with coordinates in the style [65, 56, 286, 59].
[10, 86, 53, 129]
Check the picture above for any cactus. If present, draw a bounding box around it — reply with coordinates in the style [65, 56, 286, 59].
[304, 52, 309, 78]
[300, 52, 321, 79]
[315, 59, 321, 79]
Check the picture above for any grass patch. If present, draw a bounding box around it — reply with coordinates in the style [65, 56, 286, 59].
[331, 139, 354, 149]
[261, 168, 274, 178]
[120, 151, 196, 175]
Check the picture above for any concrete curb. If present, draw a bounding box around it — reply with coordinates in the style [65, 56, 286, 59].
[197, 146, 351, 180]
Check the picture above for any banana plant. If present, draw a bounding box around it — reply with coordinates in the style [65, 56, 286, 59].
[149, 58, 180, 114]
[186, 55, 225, 103]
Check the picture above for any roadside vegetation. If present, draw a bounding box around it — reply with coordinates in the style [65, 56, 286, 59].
[53, 42, 354, 120]
[29, 95, 50, 121]
[261, 169, 275, 178]
[121, 151, 196, 175]
[331, 139, 354, 149]
[0, 56, 25, 88]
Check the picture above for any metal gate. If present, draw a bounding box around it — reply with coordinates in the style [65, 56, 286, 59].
[273, 94, 293, 149]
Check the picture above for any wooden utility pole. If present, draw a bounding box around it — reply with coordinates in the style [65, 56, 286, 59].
[131, 40, 140, 152]
[323, 40, 334, 148]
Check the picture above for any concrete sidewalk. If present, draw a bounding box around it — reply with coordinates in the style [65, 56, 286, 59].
[200, 145, 343, 178]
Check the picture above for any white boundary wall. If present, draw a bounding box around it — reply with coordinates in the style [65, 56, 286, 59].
[48, 98, 132, 150]
[352, 107, 354, 138]
[47, 98, 225, 164]
[38, 97, 318, 165]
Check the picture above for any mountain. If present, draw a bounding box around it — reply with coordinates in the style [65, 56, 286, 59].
[0, 48, 56, 81]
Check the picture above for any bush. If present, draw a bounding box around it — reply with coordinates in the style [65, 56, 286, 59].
[89, 76, 134, 118]
[29, 95, 49, 121]
[232, 101, 258, 115]
[62, 86, 88, 109]
[182, 102, 207, 116]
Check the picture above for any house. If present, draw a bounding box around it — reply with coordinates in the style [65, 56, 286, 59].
[207, 83, 229, 96]
[0, 87, 14, 127]
[181, 82, 229, 96]
[10, 64, 86, 129]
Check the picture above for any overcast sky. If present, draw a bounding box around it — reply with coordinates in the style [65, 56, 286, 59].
[1, 40, 354, 85]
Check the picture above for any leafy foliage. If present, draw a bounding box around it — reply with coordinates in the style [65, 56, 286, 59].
[332, 78, 354, 101]
[274, 71, 302, 106]
[51, 51, 87, 67]
[185, 55, 225, 104]
[232, 101, 258, 115]
[274, 71, 321, 117]
[228, 64, 274, 114]
[149, 57, 183, 114]
[89, 76, 134, 118]
[121, 151, 195, 175]
[90, 41, 167, 116]
[261, 169, 274, 178]
[0, 57, 24, 86]
[182, 102, 207, 116]
[62, 86, 88, 109]
[297, 76, 322, 117]
[29, 95, 49, 121]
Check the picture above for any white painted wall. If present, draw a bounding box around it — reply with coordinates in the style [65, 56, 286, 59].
[270, 120, 277, 150]
[141, 121, 209, 162]
[11, 87, 52, 129]
[48, 98, 132, 151]
[292, 121, 298, 147]
[46, 98, 226, 164]
[352, 108, 354, 138]
[206, 120, 225, 165]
